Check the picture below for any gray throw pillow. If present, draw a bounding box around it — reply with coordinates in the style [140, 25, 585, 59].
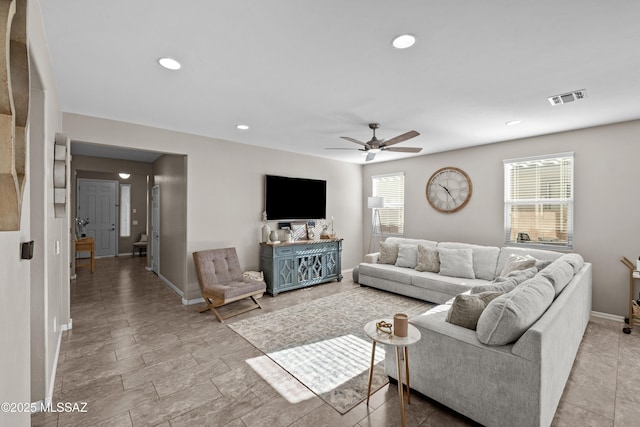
[499, 255, 537, 277]
[395, 244, 419, 268]
[416, 245, 440, 272]
[438, 248, 475, 279]
[378, 242, 399, 264]
[446, 291, 504, 330]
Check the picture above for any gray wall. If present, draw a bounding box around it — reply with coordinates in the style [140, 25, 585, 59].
[61, 113, 363, 304]
[363, 119, 640, 317]
[152, 154, 188, 296]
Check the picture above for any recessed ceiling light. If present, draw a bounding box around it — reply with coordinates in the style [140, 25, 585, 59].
[158, 57, 181, 70]
[392, 34, 416, 49]
[506, 120, 521, 126]
[236, 124, 250, 130]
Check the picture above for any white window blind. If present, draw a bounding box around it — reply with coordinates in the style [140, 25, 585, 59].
[504, 153, 573, 249]
[372, 173, 404, 235]
[120, 184, 131, 237]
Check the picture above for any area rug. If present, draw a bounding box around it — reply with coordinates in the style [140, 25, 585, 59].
[227, 287, 434, 414]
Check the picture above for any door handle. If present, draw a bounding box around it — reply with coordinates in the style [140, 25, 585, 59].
[111, 228, 115, 231]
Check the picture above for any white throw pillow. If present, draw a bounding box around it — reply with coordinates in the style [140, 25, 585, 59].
[395, 244, 419, 268]
[438, 248, 475, 279]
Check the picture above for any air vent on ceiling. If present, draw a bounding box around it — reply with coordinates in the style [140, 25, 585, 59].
[548, 89, 587, 106]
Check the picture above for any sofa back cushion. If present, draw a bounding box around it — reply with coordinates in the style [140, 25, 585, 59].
[495, 247, 562, 278]
[476, 275, 555, 346]
[537, 254, 582, 296]
[385, 237, 438, 248]
[437, 242, 500, 281]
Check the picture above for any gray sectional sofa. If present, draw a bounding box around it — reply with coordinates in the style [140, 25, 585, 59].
[358, 237, 592, 427]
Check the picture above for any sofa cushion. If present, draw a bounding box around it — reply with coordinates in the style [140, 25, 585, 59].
[412, 271, 488, 297]
[499, 254, 537, 277]
[558, 253, 585, 273]
[437, 242, 500, 280]
[395, 244, 418, 268]
[476, 275, 555, 346]
[438, 248, 475, 279]
[359, 263, 414, 285]
[385, 237, 438, 248]
[446, 291, 504, 330]
[469, 267, 537, 294]
[495, 247, 562, 278]
[379, 242, 399, 264]
[416, 245, 440, 272]
[538, 258, 576, 296]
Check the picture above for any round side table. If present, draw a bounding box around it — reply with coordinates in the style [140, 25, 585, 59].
[364, 319, 421, 427]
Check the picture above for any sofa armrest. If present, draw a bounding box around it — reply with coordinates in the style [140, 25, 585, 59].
[364, 252, 380, 263]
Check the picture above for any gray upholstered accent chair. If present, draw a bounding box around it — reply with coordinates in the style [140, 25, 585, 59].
[192, 247, 266, 322]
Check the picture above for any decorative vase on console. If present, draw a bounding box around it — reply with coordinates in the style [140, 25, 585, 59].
[261, 211, 270, 243]
[269, 230, 279, 243]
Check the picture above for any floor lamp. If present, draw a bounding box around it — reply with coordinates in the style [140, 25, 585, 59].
[368, 196, 385, 253]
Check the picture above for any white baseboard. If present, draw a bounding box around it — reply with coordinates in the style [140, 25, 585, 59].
[33, 328, 64, 412]
[61, 318, 73, 331]
[145, 266, 153, 271]
[183, 297, 205, 305]
[158, 273, 183, 297]
[591, 310, 624, 323]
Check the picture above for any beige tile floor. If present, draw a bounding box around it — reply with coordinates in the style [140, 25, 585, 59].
[31, 256, 640, 426]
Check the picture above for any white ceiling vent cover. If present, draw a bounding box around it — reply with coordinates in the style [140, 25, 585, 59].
[548, 89, 587, 106]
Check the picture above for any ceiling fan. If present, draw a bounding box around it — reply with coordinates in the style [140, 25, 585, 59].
[330, 123, 422, 161]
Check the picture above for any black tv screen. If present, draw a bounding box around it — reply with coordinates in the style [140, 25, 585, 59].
[265, 175, 326, 220]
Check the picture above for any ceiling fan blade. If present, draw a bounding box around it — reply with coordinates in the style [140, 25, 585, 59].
[340, 136, 367, 146]
[381, 130, 420, 147]
[365, 152, 376, 161]
[383, 146, 423, 153]
[325, 147, 361, 150]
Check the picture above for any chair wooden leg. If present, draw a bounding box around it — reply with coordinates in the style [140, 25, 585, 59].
[196, 294, 263, 323]
[250, 295, 263, 309]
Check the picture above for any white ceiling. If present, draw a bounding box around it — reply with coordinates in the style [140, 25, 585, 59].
[40, 1, 640, 164]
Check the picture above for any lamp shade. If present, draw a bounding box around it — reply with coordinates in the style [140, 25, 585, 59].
[368, 196, 385, 209]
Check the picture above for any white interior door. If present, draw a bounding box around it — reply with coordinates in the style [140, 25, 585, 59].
[151, 185, 160, 274]
[77, 179, 117, 257]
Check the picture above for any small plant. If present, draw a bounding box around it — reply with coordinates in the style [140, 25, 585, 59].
[76, 217, 90, 237]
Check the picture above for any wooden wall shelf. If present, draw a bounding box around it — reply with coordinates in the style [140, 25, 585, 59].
[0, 0, 29, 231]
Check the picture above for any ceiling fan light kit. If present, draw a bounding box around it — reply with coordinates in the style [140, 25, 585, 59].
[335, 123, 422, 162]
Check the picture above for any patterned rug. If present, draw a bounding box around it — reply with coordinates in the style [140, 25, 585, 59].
[227, 287, 434, 414]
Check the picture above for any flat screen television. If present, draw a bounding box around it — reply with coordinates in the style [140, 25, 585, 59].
[265, 175, 326, 220]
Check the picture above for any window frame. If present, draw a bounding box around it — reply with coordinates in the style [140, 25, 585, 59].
[503, 152, 574, 250]
[371, 172, 405, 237]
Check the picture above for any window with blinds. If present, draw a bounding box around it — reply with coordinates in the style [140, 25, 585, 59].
[504, 153, 573, 249]
[372, 173, 404, 235]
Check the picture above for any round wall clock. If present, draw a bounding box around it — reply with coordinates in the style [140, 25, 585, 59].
[426, 167, 472, 213]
